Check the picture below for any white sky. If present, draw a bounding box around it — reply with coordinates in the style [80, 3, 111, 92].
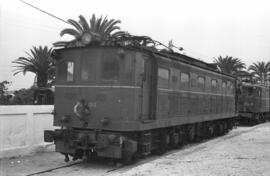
[0, 0, 270, 90]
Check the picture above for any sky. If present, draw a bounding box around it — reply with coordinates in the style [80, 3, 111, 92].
[0, 0, 270, 90]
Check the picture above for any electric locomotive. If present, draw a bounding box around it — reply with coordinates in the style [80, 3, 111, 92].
[44, 36, 237, 162]
[237, 73, 270, 125]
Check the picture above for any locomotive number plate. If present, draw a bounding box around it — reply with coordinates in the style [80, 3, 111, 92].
[88, 102, 97, 108]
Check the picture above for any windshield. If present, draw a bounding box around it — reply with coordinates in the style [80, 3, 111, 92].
[101, 51, 120, 81]
[80, 52, 97, 82]
[56, 48, 134, 85]
[57, 60, 74, 82]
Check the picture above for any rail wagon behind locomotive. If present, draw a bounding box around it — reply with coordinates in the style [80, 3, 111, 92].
[44, 41, 237, 162]
[238, 80, 270, 125]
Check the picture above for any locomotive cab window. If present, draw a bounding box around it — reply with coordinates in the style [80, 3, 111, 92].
[58, 61, 74, 82]
[158, 67, 170, 88]
[81, 56, 96, 81]
[101, 53, 120, 81]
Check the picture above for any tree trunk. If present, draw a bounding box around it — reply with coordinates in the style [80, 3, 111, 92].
[37, 73, 48, 87]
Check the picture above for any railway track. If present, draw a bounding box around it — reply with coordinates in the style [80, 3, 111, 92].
[25, 161, 83, 176]
[24, 159, 124, 176]
[24, 124, 266, 176]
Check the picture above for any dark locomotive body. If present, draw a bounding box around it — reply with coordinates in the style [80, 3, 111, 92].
[238, 83, 270, 125]
[45, 46, 237, 161]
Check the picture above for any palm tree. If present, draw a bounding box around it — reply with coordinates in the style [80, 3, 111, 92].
[214, 56, 246, 75]
[54, 14, 126, 47]
[13, 46, 55, 88]
[248, 61, 270, 85]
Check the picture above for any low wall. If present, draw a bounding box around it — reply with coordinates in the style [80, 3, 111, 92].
[0, 105, 55, 158]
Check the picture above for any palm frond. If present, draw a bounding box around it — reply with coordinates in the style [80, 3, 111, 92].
[53, 39, 77, 47]
[79, 15, 90, 32]
[60, 28, 80, 38]
[67, 19, 83, 33]
[12, 46, 54, 87]
[214, 55, 245, 75]
[111, 31, 128, 38]
[55, 14, 124, 47]
[53, 41, 70, 47]
[99, 15, 109, 33]
[90, 14, 97, 32]
[103, 19, 120, 34]
[94, 15, 103, 33]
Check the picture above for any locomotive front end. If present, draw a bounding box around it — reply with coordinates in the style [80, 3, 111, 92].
[238, 84, 269, 124]
[44, 47, 139, 161]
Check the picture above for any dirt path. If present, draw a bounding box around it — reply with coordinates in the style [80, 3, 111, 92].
[107, 123, 270, 176]
[1, 123, 270, 176]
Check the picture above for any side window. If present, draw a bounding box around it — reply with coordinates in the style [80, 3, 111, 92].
[211, 79, 218, 91]
[227, 81, 233, 94]
[101, 54, 119, 81]
[158, 67, 170, 88]
[180, 72, 190, 89]
[67, 62, 74, 81]
[58, 61, 74, 82]
[197, 76, 205, 90]
[222, 81, 227, 92]
[231, 82, 235, 94]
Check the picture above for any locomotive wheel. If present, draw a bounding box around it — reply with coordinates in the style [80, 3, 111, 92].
[219, 123, 224, 135]
[215, 122, 223, 136]
[170, 133, 181, 149]
[107, 158, 118, 166]
[156, 133, 168, 155]
[195, 123, 203, 142]
[122, 153, 134, 165]
[246, 118, 251, 126]
[223, 122, 228, 133]
[178, 130, 185, 146]
[254, 114, 260, 124]
[187, 125, 196, 142]
[207, 124, 214, 138]
[261, 114, 266, 123]
[228, 120, 233, 130]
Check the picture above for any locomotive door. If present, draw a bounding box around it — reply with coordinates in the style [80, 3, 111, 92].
[141, 56, 157, 120]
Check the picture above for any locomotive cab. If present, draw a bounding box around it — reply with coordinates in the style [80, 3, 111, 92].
[45, 46, 155, 160]
[53, 47, 151, 130]
[238, 83, 270, 124]
[238, 84, 261, 112]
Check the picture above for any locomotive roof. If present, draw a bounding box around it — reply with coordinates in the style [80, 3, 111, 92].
[242, 82, 270, 90]
[241, 82, 270, 89]
[151, 49, 220, 73]
[54, 45, 235, 79]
